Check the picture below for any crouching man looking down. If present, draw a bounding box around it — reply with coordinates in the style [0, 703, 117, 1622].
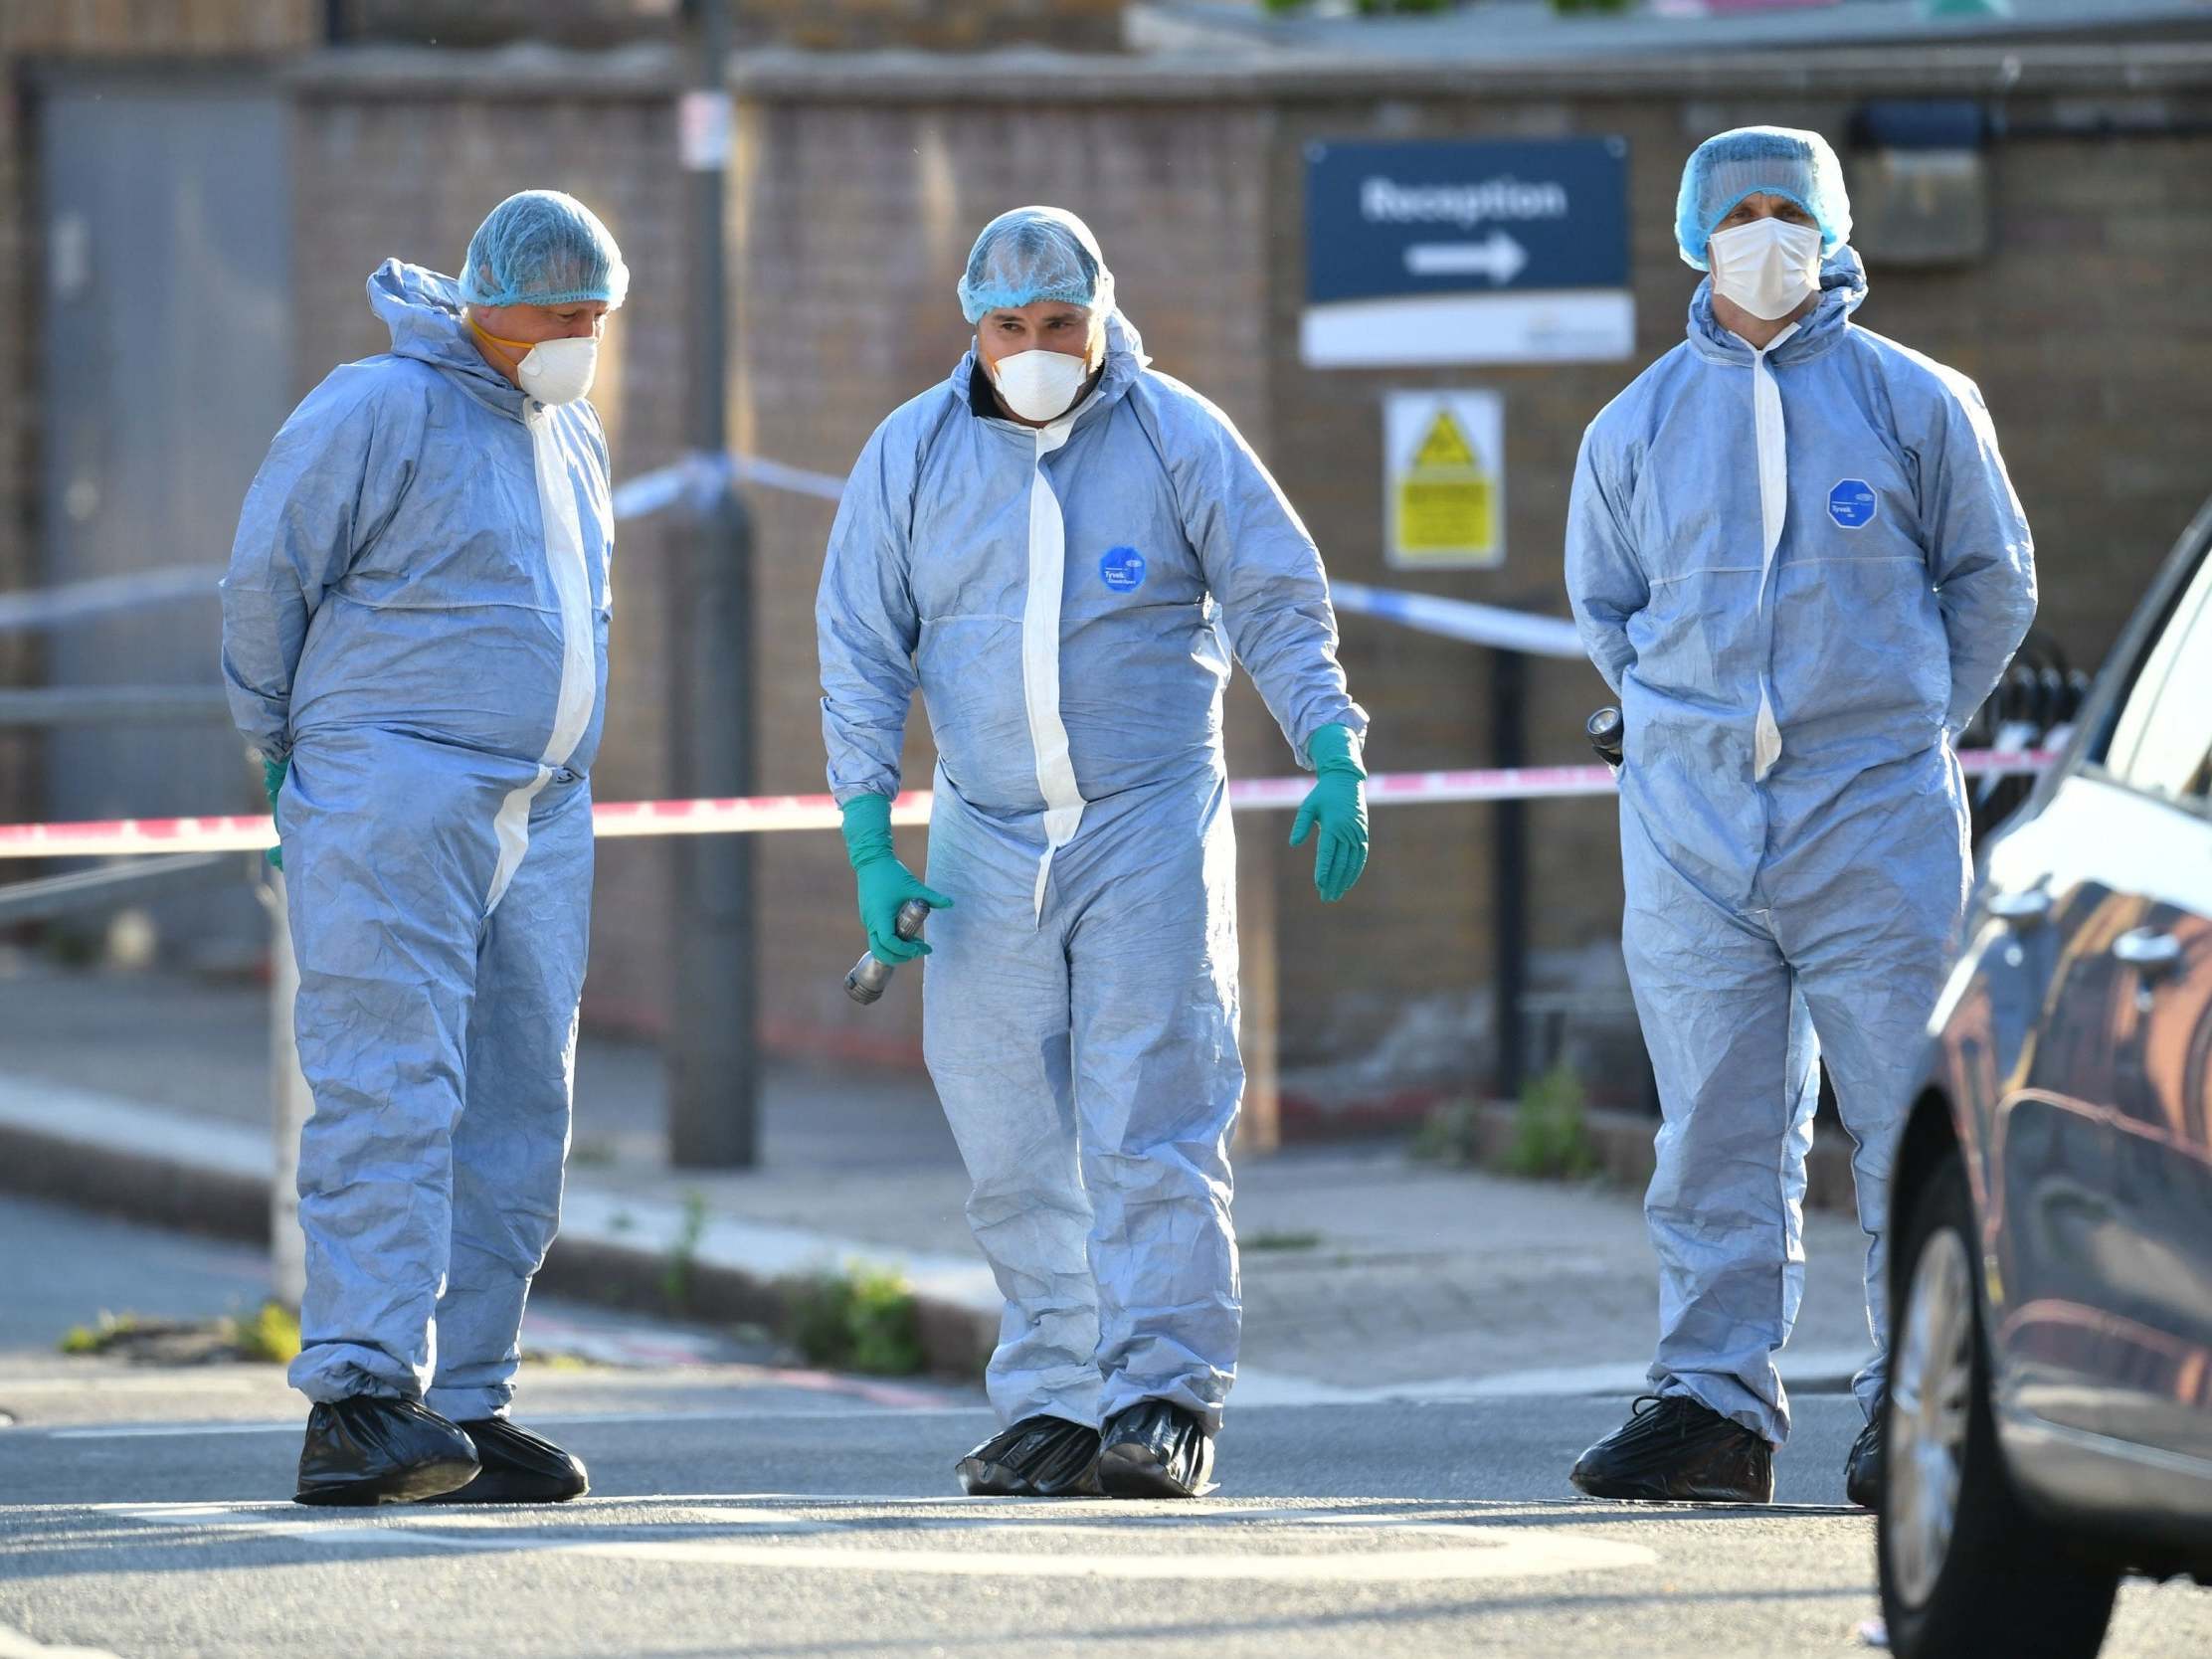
[818, 207, 1372, 1500]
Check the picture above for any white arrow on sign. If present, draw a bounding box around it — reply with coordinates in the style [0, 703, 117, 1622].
[1404, 231, 1529, 285]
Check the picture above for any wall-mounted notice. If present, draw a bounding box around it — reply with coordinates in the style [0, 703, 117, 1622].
[1305, 137, 1633, 367]
[1384, 390, 1505, 571]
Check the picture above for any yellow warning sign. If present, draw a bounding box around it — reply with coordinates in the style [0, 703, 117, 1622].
[1398, 474, 1495, 557]
[1411, 409, 1478, 471]
[1387, 394, 1503, 569]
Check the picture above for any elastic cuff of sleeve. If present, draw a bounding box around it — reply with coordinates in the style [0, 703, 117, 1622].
[1306, 721, 1367, 778]
[839, 793, 897, 869]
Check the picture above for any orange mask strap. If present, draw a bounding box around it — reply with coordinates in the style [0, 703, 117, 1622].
[467, 314, 535, 362]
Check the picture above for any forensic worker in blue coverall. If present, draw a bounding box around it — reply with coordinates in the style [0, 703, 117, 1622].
[818, 207, 1371, 1500]
[222, 191, 624, 1507]
[1565, 129, 2035, 1508]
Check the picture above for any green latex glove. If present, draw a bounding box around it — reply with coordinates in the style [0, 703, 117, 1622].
[262, 755, 288, 871]
[839, 794, 953, 965]
[1289, 723, 1369, 904]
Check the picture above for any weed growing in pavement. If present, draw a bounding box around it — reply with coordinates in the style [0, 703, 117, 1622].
[1410, 1100, 1484, 1167]
[59, 1302, 300, 1364]
[784, 1263, 925, 1377]
[1410, 1063, 1603, 1183]
[1496, 1063, 1601, 1182]
[660, 1190, 710, 1313]
[58, 1318, 116, 1355]
[568, 1137, 619, 1169]
[231, 1300, 302, 1364]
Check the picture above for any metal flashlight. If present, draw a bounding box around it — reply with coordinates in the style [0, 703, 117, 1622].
[843, 898, 933, 1006]
[1587, 706, 1624, 771]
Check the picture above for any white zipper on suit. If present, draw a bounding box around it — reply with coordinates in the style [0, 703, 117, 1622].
[1018, 417, 1086, 923]
[1749, 320, 1800, 783]
[486, 399, 603, 915]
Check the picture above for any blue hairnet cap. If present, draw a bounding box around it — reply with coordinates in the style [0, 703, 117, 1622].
[459, 190, 631, 309]
[957, 206, 1115, 325]
[1675, 126, 1851, 271]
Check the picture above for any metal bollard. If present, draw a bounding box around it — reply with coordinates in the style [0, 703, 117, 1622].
[843, 898, 933, 1006]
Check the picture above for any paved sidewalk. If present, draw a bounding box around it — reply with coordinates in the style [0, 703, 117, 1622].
[0, 962, 1882, 1407]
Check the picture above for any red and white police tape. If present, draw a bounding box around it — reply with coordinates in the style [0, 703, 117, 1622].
[0, 751, 2058, 860]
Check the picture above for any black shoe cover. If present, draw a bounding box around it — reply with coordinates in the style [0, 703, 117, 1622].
[1568, 1393, 1774, 1504]
[955, 1415, 1102, 1497]
[1096, 1400, 1215, 1499]
[422, 1417, 591, 1505]
[1845, 1406, 1882, 1511]
[293, 1396, 480, 1507]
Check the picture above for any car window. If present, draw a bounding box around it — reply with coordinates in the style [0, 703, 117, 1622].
[2100, 548, 2212, 810]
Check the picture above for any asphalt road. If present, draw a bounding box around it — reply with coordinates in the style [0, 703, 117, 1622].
[5, 1197, 2209, 1658]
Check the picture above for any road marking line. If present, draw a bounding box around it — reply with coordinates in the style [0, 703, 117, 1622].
[85, 1496, 1658, 1584]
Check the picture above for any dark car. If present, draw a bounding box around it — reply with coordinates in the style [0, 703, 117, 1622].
[1878, 499, 2212, 1657]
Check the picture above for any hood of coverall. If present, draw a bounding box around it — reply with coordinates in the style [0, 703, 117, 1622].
[953, 309, 1150, 436]
[366, 258, 530, 417]
[1685, 245, 1869, 371]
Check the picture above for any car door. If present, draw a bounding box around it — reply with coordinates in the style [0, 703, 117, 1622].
[1978, 532, 2212, 1448]
[2078, 542, 2212, 1462]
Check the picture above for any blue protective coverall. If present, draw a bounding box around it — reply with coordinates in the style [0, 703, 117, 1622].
[221, 260, 612, 1418]
[1566, 251, 2035, 1444]
[818, 316, 1366, 1433]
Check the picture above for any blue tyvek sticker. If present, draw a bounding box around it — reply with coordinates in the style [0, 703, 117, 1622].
[1828, 478, 1878, 529]
[1100, 546, 1147, 592]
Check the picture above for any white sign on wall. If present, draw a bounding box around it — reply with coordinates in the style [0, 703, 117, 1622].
[1383, 390, 1506, 571]
[1304, 138, 1634, 367]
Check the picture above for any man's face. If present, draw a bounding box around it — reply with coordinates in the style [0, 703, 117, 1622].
[976, 300, 1096, 374]
[470, 299, 610, 381]
[1708, 191, 1819, 264]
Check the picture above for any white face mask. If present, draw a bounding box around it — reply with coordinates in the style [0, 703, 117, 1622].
[1708, 218, 1824, 322]
[990, 348, 1091, 424]
[516, 335, 600, 406]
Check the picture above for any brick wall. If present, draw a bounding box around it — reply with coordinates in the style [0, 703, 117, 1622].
[335, 0, 676, 48]
[739, 0, 1126, 52]
[4, 28, 2204, 1115]
[333, 0, 1125, 52]
[0, 2, 313, 54]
